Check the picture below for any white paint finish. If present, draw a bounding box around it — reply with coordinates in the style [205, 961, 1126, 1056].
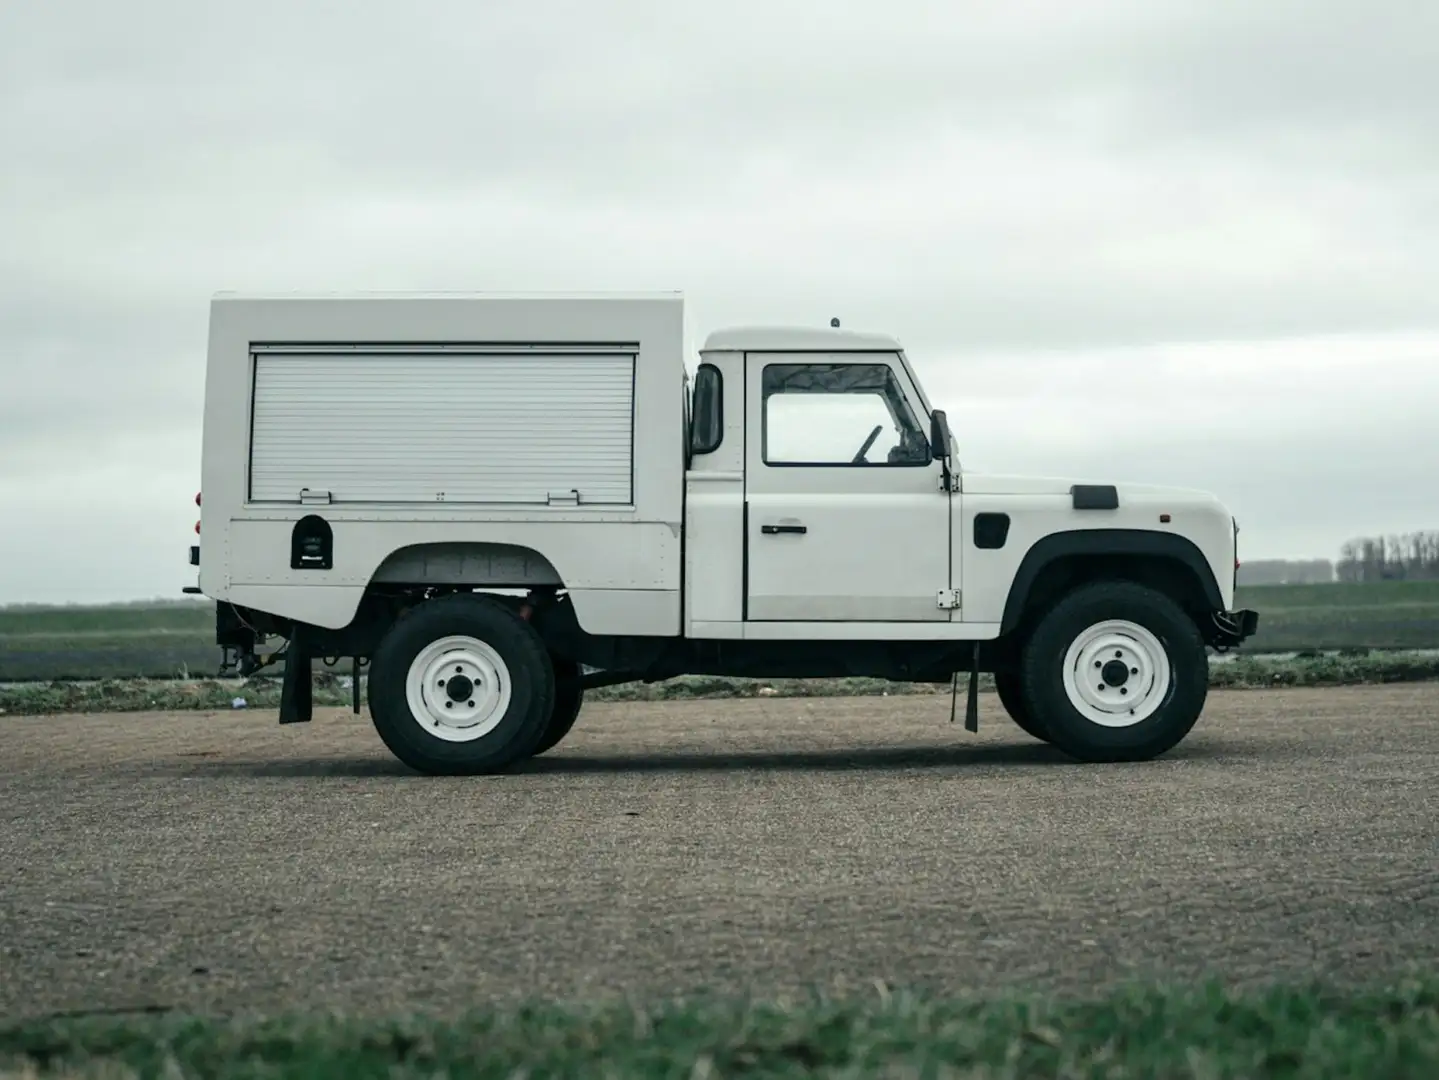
[405, 635, 513, 742]
[960, 472, 1228, 500]
[683, 483, 745, 625]
[1061, 619, 1172, 728]
[220, 517, 680, 631]
[686, 621, 745, 640]
[957, 481, 1238, 624]
[223, 582, 373, 631]
[249, 350, 635, 505]
[199, 293, 686, 632]
[735, 620, 1002, 641]
[702, 325, 903, 353]
[196, 294, 1248, 656]
[225, 518, 676, 590]
[563, 588, 680, 636]
[742, 351, 953, 623]
[682, 346, 748, 631]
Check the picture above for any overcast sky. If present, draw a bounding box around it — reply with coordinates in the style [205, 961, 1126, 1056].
[2, 0, 1437, 604]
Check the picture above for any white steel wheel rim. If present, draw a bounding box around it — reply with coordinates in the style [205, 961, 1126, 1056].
[405, 635, 512, 743]
[1061, 619, 1171, 728]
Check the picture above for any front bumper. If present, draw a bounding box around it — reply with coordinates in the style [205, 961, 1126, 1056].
[1210, 608, 1259, 648]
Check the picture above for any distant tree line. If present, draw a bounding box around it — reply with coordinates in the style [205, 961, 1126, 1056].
[1336, 531, 1439, 583]
[1237, 559, 1335, 586]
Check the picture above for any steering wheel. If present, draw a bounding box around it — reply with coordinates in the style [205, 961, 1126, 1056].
[852, 425, 883, 464]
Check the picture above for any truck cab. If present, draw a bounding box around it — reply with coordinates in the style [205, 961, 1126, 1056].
[190, 292, 1257, 775]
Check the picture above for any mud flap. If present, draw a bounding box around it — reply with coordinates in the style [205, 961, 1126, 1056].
[964, 642, 980, 732]
[278, 630, 313, 725]
[948, 644, 981, 732]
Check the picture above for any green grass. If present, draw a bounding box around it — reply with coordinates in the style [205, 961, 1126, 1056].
[4, 582, 1439, 683]
[1235, 580, 1439, 652]
[4, 652, 1438, 716]
[0, 600, 219, 681]
[2, 979, 1436, 1078]
[0, 598, 214, 635]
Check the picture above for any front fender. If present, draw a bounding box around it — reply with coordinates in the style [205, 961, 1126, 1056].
[999, 528, 1226, 635]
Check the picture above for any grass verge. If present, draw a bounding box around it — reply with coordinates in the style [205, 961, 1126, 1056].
[3, 651, 1439, 717]
[2, 979, 1436, 1078]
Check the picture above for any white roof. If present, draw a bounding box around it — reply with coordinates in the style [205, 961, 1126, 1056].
[701, 325, 902, 353]
[212, 290, 683, 302]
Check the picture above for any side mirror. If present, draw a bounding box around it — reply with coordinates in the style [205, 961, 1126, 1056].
[929, 409, 953, 462]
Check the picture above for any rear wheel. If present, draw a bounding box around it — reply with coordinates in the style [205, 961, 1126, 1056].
[993, 672, 1049, 742]
[1020, 580, 1208, 762]
[531, 656, 585, 756]
[367, 593, 555, 775]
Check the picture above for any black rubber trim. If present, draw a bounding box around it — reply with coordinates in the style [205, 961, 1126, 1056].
[741, 500, 750, 622]
[1071, 484, 1119, 510]
[1000, 529, 1225, 635]
[278, 627, 313, 725]
[690, 363, 723, 455]
[973, 512, 1010, 549]
[290, 515, 333, 570]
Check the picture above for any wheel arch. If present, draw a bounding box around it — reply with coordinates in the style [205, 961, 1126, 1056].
[1000, 529, 1224, 639]
[370, 541, 563, 588]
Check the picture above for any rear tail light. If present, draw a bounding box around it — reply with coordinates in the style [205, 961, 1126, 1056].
[195, 491, 202, 507]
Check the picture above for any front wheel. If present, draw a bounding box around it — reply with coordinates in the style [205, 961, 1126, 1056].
[1020, 581, 1209, 763]
[994, 672, 1049, 742]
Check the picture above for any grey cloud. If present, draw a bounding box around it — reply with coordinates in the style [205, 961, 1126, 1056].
[2, 0, 1438, 598]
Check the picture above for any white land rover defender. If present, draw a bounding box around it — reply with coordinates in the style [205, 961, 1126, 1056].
[186, 292, 1257, 774]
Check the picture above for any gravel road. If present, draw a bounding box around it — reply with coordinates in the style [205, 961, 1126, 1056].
[2, 685, 1436, 1020]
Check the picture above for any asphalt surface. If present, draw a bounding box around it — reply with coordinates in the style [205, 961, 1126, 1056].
[2, 685, 1436, 1019]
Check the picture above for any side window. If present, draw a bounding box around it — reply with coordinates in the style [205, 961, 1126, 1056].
[762, 363, 930, 466]
[690, 363, 723, 455]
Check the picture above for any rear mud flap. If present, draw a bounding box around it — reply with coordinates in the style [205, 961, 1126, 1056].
[278, 631, 313, 725]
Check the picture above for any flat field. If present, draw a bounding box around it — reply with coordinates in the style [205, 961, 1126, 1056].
[5, 581, 1439, 682]
[3, 685, 1435, 1016]
[3, 684, 1436, 1075]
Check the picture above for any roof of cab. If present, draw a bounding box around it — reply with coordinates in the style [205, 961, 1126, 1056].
[700, 325, 902, 353]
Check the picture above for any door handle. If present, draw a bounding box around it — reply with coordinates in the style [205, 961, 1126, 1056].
[761, 523, 807, 535]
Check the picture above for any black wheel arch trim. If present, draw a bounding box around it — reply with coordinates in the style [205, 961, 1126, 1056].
[999, 529, 1225, 635]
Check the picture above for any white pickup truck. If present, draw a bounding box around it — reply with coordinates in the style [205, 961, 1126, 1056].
[187, 292, 1256, 774]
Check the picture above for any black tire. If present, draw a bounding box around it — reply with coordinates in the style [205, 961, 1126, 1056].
[993, 672, 1050, 742]
[1020, 580, 1208, 763]
[367, 593, 556, 775]
[531, 656, 585, 756]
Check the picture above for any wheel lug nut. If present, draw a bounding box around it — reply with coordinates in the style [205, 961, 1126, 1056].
[467, 700, 475, 708]
[1097, 683, 1106, 691]
[1130, 667, 1139, 675]
[1120, 688, 1128, 696]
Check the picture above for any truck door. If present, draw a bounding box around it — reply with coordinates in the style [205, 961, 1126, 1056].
[743, 353, 954, 623]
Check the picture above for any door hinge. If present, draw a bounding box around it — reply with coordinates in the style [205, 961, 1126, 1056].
[936, 589, 961, 610]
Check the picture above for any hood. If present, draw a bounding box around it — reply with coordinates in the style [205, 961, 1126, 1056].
[958, 471, 1221, 502]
